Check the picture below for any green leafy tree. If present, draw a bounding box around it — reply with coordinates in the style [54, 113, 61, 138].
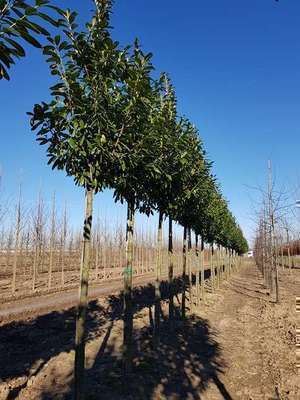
[172, 121, 213, 317]
[148, 75, 179, 327]
[145, 75, 198, 327]
[28, 1, 128, 397]
[112, 41, 159, 372]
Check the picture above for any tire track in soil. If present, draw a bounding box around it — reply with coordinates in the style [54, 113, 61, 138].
[198, 263, 297, 400]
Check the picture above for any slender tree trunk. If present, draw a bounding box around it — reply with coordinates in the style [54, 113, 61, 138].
[272, 235, 279, 303]
[262, 241, 266, 281]
[49, 246, 53, 290]
[12, 186, 21, 294]
[19, 234, 24, 276]
[32, 246, 38, 292]
[60, 244, 64, 287]
[141, 243, 144, 275]
[228, 249, 231, 278]
[227, 248, 231, 280]
[168, 217, 174, 322]
[224, 248, 227, 280]
[219, 246, 222, 282]
[154, 211, 163, 344]
[74, 188, 94, 400]
[201, 237, 205, 301]
[103, 244, 106, 280]
[222, 247, 226, 280]
[288, 246, 291, 274]
[12, 243, 18, 294]
[136, 243, 139, 275]
[195, 234, 200, 306]
[210, 244, 214, 293]
[6, 231, 12, 271]
[139, 244, 142, 275]
[48, 193, 56, 290]
[274, 256, 279, 303]
[61, 204, 67, 287]
[187, 228, 192, 308]
[215, 246, 218, 288]
[32, 192, 43, 292]
[123, 199, 135, 375]
[118, 246, 122, 274]
[217, 245, 222, 288]
[95, 231, 99, 280]
[182, 226, 187, 319]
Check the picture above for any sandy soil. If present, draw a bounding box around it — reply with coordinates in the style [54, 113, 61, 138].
[0, 261, 299, 400]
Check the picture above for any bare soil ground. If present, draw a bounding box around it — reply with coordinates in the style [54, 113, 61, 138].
[0, 272, 156, 323]
[0, 261, 299, 400]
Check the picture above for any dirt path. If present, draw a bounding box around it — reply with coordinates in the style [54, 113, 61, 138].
[0, 273, 157, 323]
[199, 264, 299, 399]
[0, 261, 299, 400]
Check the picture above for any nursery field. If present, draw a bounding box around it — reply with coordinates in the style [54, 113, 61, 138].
[0, 260, 299, 400]
[1, 1, 299, 400]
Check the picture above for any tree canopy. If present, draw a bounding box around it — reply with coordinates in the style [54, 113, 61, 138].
[28, 0, 248, 255]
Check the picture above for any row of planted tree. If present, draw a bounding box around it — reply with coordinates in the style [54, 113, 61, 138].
[0, 189, 210, 297]
[253, 162, 300, 304]
[1, 0, 248, 398]
[254, 216, 299, 303]
[0, 187, 241, 300]
[0, 190, 176, 295]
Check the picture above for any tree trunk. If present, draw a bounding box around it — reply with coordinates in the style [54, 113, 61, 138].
[272, 238, 279, 303]
[223, 247, 226, 279]
[210, 244, 214, 293]
[48, 193, 56, 290]
[288, 246, 291, 274]
[103, 245, 106, 280]
[32, 192, 43, 292]
[48, 245, 54, 289]
[217, 245, 221, 288]
[74, 188, 94, 400]
[226, 248, 230, 281]
[12, 187, 21, 294]
[32, 246, 38, 292]
[195, 234, 200, 306]
[200, 237, 205, 301]
[168, 217, 174, 322]
[123, 199, 135, 375]
[219, 246, 223, 283]
[95, 242, 99, 279]
[187, 228, 192, 308]
[61, 204, 67, 287]
[182, 226, 187, 319]
[154, 211, 163, 344]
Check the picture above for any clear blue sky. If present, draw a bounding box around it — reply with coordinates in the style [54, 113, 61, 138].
[1, 0, 300, 243]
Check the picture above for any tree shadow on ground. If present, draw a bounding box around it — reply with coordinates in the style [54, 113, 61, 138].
[0, 300, 106, 399]
[81, 310, 232, 400]
[1, 273, 231, 400]
[0, 278, 184, 394]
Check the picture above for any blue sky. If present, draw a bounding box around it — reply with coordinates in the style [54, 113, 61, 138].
[1, 0, 300, 243]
